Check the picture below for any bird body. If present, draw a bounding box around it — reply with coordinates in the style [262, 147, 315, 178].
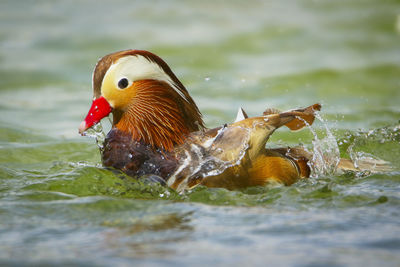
[79, 49, 322, 192]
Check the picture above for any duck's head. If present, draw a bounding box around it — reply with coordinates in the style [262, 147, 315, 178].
[79, 50, 204, 151]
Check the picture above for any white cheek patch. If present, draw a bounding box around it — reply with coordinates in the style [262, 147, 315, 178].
[104, 55, 188, 102]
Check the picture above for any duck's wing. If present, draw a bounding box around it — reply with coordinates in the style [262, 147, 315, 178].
[227, 103, 321, 160]
[168, 104, 321, 191]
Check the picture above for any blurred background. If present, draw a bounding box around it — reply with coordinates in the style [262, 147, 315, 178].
[1, 0, 399, 266]
[1, 0, 399, 138]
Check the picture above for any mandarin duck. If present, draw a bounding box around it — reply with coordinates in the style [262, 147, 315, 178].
[78, 50, 337, 191]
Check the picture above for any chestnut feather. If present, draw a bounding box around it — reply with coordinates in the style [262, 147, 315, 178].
[114, 79, 199, 151]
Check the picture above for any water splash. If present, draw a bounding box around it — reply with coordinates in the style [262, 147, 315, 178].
[305, 113, 341, 177]
[341, 124, 398, 173]
[81, 123, 106, 150]
[347, 144, 390, 173]
[308, 118, 398, 176]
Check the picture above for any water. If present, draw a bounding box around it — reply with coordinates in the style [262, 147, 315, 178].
[1, 0, 400, 266]
[83, 123, 107, 150]
[309, 113, 341, 177]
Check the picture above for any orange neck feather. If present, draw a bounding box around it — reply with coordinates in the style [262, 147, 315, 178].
[114, 80, 203, 151]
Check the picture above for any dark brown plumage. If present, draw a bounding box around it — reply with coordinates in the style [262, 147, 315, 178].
[102, 129, 177, 178]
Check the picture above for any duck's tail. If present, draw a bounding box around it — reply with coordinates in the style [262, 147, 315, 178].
[337, 158, 392, 173]
[269, 146, 392, 184]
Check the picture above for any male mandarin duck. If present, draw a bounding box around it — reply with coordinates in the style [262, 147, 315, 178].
[78, 49, 325, 192]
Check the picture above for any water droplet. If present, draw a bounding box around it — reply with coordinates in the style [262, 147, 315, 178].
[298, 113, 340, 177]
[82, 123, 106, 150]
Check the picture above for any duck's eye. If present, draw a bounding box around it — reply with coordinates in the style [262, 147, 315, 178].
[118, 78, 129, 89]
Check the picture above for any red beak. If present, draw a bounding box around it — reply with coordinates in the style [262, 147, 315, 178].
[78, 96, 112, 135]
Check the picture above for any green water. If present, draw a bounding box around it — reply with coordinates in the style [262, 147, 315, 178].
[1, 0, 400, 266]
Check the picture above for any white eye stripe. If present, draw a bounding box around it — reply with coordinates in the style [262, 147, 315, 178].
[106, 55, 189, 102]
